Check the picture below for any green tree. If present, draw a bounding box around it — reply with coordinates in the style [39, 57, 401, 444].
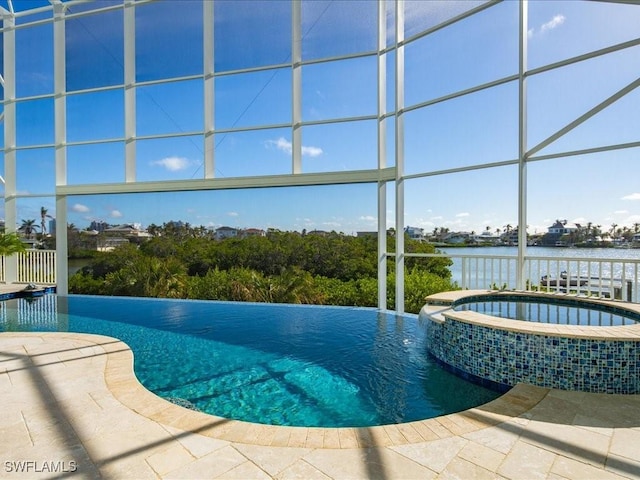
[69, 230, 456, 309]
[0, 232, 26, 256]
[104, 256, 187, 298]
[19, 219, 38, 239]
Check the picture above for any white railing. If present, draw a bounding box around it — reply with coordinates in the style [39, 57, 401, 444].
[0, 250, 57, 285]
[409, 253, 640, 303]
[1, 250, 639, 303]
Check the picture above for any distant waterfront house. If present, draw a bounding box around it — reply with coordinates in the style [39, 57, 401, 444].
[97, 237, 130, 252]
[104, 224, 151, 239]
[502, 228, 520, 245]
[444, 232, 470, 244]
[474, 230, 501, 244]
[242, 228, 266, 238]
[214, 226, 240, 240]
[547, 220, 579, 235]
[405, 226, 425, 242]
[541, 220, 580, 246]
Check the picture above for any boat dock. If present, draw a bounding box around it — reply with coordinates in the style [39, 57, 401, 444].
[540, 274, 635, 301]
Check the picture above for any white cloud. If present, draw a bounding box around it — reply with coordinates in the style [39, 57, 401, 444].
[269, 137, 293, 154]
[455, 212, 470, 218]
[302, 145, 323, 158]
[109, 210, 122, 218]
[71, 203, 90, 213]
[529, 14, 565, 38]
[266, 137, 323, 158]
[614, 210, 629, 215]
[622, 193, 640, 201]
[541, 14, 566, 32]
[359, 215, 376, 222]
[150, 156, 193, 171]
[227, 211, 239, 217]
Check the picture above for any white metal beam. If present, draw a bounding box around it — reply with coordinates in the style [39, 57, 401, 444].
[395, 0, 405, 313]
[124, 0, 136, 182]
[291, 0, 302, 174]
[57, 167, 397, 197]
[204, 0, 214, 179]
[517, 0, 528, 290]
[377, 0, 388, 310]
[3, 10, 17, 283]
[54, 1, 68, 294]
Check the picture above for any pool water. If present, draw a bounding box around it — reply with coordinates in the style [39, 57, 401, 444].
[453, 297, 640, 326]
[0, 295, 500, 427]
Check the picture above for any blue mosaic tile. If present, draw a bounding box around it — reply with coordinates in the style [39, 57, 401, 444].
[425, 315, 640, 394]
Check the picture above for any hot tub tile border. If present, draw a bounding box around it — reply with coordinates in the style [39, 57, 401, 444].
[422, 291, 640, 394]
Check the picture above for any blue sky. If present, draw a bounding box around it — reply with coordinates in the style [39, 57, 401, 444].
[4, 0, 640, 236]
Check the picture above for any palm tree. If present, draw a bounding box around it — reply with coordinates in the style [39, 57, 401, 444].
[40, 207, 53, 236]
[0, 232, 26, 257]
[19, 219, 38, 239]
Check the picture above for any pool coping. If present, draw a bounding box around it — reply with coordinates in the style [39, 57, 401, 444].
[422, 289, 640, 341]
[0, 331, 551, 449]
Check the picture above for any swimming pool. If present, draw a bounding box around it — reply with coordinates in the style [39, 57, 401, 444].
[0, 294, 500, 427]
[452, 294, 640, 326]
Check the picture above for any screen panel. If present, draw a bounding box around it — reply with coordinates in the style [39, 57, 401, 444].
[67, 89, 124, 142]
[16, 98, 55, 147]
[137, 79, 204, 136]
[302, 56, 377, 122]
[214, 128, 293, 178]
[302, 0, 377, 61]
[67, 142, 125, 185]
[136, 135, 204, 182]
[16, 22, 53, 98]
[16, 148, 55, 194]
[66, 8, 124, 91]
[214, 0, 291, 72]
[405, 1, 518, 106]
[136, 0, 203, 82]
[215, 68, 291, 130]
[404, 82, 518, 175]
[301, 120, 377, 173]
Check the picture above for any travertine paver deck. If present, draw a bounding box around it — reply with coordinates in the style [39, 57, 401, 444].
[1, 332, 639, 479]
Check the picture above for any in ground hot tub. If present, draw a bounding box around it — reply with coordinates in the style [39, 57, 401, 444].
[420, 290, 640, 394]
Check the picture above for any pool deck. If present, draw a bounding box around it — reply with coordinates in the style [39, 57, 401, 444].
[1, 333, 639, 479]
